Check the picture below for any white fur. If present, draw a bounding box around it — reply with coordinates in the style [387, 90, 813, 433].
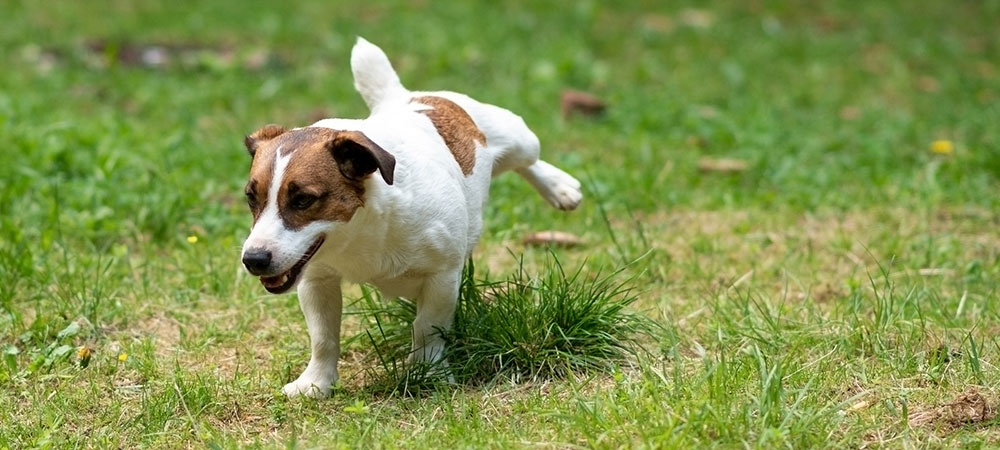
[246, 37, 582, 398]
[351, 37, 409, 114]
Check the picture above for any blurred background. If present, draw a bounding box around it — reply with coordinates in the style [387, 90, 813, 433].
[3, 0, 997, 251]
[1, 1, 999, 445]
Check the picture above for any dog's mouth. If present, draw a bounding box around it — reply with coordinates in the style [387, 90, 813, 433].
[259, 237, 325, 294]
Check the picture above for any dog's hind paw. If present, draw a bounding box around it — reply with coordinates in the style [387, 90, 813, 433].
[283, 376, 333, 399]
[544, 178, 583, 211]
[536, 163, 583, 211]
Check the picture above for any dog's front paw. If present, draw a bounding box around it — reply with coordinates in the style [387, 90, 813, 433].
[282, 376, 334, 399]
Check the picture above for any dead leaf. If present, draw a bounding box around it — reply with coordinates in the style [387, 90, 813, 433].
[840, 106, 861, 121]
[918, 268, 955, 276]
[680, 9, 715, 29]
[696, 105, 720, 119]
[908, 389, 996, 430]
[523, 231, 584, 248]
[561, 90, 607, 119]
[697, 157, 748, 174]
[918, 76, 940, 93]
[848, 399, 874, 412]
[640, 14, 675, 33]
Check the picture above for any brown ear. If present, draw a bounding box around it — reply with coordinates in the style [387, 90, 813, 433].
[244, 124, 287, 157]
[328, 131, 396, 185]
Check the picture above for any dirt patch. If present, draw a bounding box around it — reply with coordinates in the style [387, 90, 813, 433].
[132, 313, 182, 348]
[909, 389, 996, 430]
[22, 40, 288, 72]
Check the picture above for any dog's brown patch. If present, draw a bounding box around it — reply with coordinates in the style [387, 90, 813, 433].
[244, 124, 287, 157]
[244, 124, 290, 223]
[245, 127, 380, 229]
[279, 129, 367, 230]
[412, 96, 485, 176]
[246, 148, 277, 224]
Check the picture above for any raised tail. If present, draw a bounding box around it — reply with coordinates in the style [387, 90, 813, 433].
[351, 37, 408, 113]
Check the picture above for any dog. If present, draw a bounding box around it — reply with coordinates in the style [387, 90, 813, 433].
[240, 37, 582, 398]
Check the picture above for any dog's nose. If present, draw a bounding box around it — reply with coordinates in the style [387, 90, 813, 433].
[242, 249, 272, 275]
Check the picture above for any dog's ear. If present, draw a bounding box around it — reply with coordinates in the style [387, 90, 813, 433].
[244, 124, 287, 157]
[328, 131, 396, 185]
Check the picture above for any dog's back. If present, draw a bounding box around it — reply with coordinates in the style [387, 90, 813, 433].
[350, 37, 540, 173]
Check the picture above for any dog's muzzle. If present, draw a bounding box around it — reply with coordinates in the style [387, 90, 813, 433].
[242, 248, 272, 275]
[253, 237, 326, 294]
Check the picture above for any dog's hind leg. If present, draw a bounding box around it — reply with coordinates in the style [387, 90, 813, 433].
[515, 160, 582, 211]
[477, 104, 583, 211]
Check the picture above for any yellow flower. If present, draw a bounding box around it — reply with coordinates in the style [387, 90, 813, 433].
[186, 235, 198, 244]
[930, 140, 954, 155]
[78, 346, 93, 368]
[118, 353, 128, 362]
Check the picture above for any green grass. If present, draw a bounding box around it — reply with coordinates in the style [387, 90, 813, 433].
[2, 0, 1000, 447]
[355, 258, 654, 395]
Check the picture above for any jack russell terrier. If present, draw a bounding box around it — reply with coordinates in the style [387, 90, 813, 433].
[240, 37, 582, 398]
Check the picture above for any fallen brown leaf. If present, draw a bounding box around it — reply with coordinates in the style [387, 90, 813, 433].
[847, 399, 874, 413]
[561, 90, 607, 119]
[840, 106, 861, 121]
[680, 9, 715, 29]
[918, 76, 940, 93]
[697, 157, 748, 174]
[640, 14, 675, 33]
[523, 231, 584, 248]
[917, 268, 955, 276]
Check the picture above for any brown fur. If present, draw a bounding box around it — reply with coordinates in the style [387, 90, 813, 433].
[279, 129, 366, 230]
[244, 124, 287, 157]
[244, 127, 368, 229]
[412, 96, 485, 176]
[246, 139, 280, 224]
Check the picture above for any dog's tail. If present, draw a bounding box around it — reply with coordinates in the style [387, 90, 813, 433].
[351, 37, 408, 113]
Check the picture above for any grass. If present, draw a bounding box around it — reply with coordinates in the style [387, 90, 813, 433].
[1, 0, 1000, 447]
[355, 258, 654, 395]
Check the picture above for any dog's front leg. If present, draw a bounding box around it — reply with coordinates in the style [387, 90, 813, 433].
[283, 275, 342, 398]
[410, 270, 461, 364]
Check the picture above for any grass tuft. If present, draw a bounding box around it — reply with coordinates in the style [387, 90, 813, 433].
[351, 255, 657, 395]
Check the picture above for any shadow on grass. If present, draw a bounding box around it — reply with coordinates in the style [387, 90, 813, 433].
[345, 255, 659, 397]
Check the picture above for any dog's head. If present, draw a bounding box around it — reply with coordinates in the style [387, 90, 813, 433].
[240, 125, 395, 293]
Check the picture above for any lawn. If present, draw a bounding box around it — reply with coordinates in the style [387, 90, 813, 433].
[2, 0, 999, 447]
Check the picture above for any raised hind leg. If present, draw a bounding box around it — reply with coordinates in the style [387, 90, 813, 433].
[515, 160, 582, 211]
[467, 100, 583, 210]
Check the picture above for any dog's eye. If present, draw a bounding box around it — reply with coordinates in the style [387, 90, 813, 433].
[289, 194, 317, 211]
[246, 192, 258, 209]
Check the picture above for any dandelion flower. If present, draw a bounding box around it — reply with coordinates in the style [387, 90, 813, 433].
[78, 346, 93, 368]
[187, 235, 198, 244]
[931, 140, 954, 155]
[118, 353, 128, 362]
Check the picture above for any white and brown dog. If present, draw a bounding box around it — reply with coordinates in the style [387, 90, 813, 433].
[240, 38, 582, 398]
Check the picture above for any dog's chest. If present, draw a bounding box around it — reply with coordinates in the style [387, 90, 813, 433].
[369, 272, 426, 299]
